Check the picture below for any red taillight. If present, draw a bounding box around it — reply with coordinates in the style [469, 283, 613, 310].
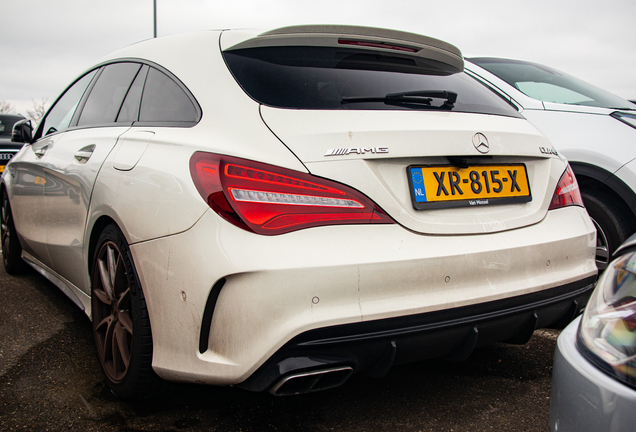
[190, 152, 394, 235]
[549, 165, 584, 210]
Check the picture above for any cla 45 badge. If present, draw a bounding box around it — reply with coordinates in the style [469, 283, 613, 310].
[540, 146, 558, 156]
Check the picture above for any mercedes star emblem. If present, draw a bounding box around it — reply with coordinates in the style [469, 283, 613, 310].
[473, 133, 490, 154]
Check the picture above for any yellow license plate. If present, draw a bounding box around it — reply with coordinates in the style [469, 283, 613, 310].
[409, 164, 531, 209]
[0, 165, 5, 173]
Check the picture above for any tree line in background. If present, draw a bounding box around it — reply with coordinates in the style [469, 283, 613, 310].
[0, 99, 49, 127]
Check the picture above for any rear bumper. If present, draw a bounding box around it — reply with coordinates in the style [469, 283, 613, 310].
[240, 276, 595, 394]
[130, 206, 596, 388]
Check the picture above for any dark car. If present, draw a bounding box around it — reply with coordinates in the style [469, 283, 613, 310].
[0, 114, 26, 174]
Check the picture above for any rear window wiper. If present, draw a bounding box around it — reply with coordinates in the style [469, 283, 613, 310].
[341, 90, 457, 109]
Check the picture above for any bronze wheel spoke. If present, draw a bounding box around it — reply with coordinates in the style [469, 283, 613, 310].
[114, 258, 128, 298]
[114, 323, 131, 371]
[118, 313, 133, 335]
[95, 315, 111, 333]
[118, 289, 133, 334]
[93, 287, 112, 306]
[102, 318, 115, 364]
[111, 330, 120, 377]
[107, 245, 117, 289]
[98, 257, 114, 301]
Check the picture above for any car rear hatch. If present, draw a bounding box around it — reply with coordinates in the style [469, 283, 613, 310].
[220, 26, 563, 235]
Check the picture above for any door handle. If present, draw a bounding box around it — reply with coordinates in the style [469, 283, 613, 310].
[33, 145, 49, 158]
[74, 145, 96, 163]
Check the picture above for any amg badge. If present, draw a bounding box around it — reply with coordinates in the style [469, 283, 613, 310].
[325, 147, 389, 156]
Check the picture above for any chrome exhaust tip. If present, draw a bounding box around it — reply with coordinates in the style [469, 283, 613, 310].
[269, 366, 353, 396]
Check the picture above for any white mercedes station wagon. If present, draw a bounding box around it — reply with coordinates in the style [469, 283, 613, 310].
[1, 26, 597, 398]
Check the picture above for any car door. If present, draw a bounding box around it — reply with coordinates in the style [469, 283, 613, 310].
[7, 70, 99, 267]
[42, 62, 143, 292]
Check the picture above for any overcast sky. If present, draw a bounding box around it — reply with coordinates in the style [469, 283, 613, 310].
[2, 0, 635, 116]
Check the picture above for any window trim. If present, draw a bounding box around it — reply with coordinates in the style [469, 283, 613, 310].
[34, 69, 100, 141]
[34, 58, 202, 141]
[114, 58, 202, 126]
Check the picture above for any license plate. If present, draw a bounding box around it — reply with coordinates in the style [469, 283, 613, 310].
[408, 164, 531, 209]
[0, 165, 4, 173]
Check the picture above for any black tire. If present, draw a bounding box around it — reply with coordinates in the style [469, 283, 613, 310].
[1, 190, 27, 274]
[582, 189, 633, 272]
[91, 224, 163, 398]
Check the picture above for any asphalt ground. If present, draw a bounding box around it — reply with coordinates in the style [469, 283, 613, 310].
[0, 253, 558, 432]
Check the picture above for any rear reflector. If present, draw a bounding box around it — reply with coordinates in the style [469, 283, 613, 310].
[190, 152, 394, 235]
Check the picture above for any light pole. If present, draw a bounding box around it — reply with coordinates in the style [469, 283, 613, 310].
[153, 0, 157, 38]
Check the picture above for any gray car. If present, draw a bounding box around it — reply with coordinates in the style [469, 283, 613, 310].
[550, 234, 636, 431]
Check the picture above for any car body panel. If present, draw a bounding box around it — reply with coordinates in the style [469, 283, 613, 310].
[520, 109, 636, 176]
[261, 106, 563, 234]
[88, 129, 211, 245]
[615, 158, 636, 208]
[21, 249, 90, 311]
[131, 206, 595, 384]
[551, 317, 636, 431]
[260, 107, 551, 162]
[304, 156, 564, 235]
[42, 126, 129, 290]
[4, 133, 64, 266]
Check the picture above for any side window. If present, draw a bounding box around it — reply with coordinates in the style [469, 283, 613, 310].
[117, 66, 149, 123]
[139, 68, 197, 123]
[77, 63, 141, 126]
[39, 70, 98, 137]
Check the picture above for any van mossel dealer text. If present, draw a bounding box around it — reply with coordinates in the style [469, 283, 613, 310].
[470, 199, 489, 205]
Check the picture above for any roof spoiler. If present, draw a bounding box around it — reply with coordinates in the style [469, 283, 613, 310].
[223, 25, 464, 74]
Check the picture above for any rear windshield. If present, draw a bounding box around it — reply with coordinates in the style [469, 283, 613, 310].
[470, 58, 634, 110]
[223, 47, 522, 117]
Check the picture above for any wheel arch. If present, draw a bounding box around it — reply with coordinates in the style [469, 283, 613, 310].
[87, 215, 119, 278]
[89, 220, 164, 397]
[0, 181, 8, 202]
[571, 161, 636, 233]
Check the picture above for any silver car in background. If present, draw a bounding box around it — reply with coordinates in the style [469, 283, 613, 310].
[466, 58, 636, 271]
[550, 234, 636, 431]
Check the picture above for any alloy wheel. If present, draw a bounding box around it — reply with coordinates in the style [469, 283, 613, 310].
[92, 241, 133, 383]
